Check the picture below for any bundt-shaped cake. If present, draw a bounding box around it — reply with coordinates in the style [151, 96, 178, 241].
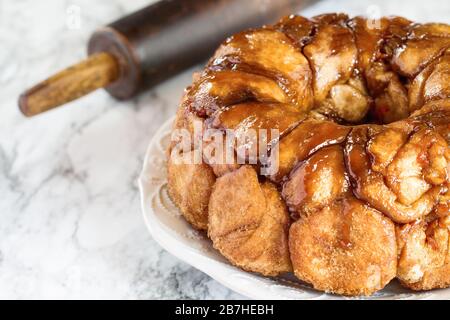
[167, 13, 450, 296]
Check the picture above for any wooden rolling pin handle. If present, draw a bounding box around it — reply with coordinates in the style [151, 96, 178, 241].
[18, 52, 119, 117]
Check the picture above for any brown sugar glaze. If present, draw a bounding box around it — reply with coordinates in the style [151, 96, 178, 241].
[168, 13, 450, 295]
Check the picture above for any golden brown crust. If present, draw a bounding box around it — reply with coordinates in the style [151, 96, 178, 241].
[167, 149, 216, 231]
[210, 29, 314, 112]
[397, 216, 450, 290]
[282, 145, 349, 217]
[289, 198, 397, 296]
[208, 166, 292, 276]
[270, 120, 351, 183]
[168, 97, 204, 156]
[166, 14, 450, 296]
[345, 124, 449, 224]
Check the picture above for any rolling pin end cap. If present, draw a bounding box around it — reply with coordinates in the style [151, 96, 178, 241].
[18, 93, 33, 117]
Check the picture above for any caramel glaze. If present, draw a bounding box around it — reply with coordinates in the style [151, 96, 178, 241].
[171, 14, 450, 294]
[183, 13, 450, 222]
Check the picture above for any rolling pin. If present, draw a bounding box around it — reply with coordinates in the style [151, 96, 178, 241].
[18, 0, 315, 117]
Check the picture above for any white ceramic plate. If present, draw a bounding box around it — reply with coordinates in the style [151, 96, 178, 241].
[139, 117, 450, 300]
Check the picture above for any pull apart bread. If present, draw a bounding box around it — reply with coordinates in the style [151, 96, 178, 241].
[167, 13, 450, 296]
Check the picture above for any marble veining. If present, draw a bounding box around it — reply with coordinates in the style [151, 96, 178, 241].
[0, 0, 448, 299]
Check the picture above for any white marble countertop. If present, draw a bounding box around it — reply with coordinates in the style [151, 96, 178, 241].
[0, 0, 448, 299]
